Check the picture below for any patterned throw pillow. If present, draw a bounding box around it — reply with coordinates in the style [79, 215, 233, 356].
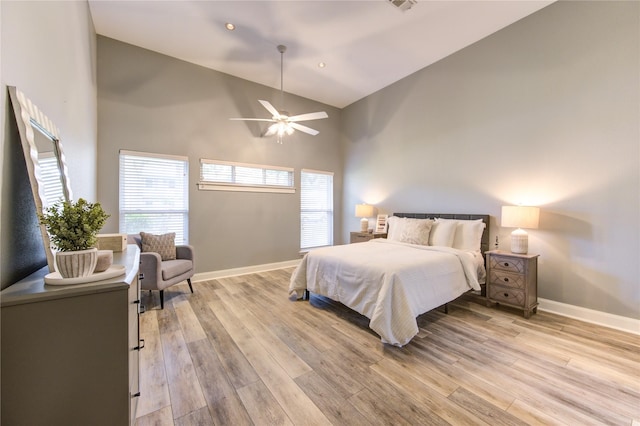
[387, 217, 433, 246]
[140, 232, 176, 261]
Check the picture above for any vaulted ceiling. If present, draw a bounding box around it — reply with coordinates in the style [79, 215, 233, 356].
[89, 0, 554, 108]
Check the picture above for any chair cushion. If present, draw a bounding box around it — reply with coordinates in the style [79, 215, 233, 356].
[141, 232, 176, 261]
[161, 259, 193, 281]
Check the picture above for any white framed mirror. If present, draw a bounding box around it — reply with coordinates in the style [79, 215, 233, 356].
[8, 86, 73, 272]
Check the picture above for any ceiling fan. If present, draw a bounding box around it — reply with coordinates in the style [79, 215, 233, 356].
[230, 45, 328, 143]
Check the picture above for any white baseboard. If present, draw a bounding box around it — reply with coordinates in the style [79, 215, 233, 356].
[192, 259, 301, 282]
[538, 298, 640, 335]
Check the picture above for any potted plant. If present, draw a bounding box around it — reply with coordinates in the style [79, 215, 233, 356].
[39, 198, 110, 278]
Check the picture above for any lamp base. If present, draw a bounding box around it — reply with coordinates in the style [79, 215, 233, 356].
[360, 218, 369, 233]
[510, 228, 529, 254]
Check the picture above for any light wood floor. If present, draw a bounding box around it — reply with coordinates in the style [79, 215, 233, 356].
[135, 268, 640, 426]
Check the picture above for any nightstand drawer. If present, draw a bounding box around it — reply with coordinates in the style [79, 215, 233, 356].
[488, 286, 525, 307]
[489, 270, 525, 289]
[490, 255, 525, 274]
[350, 233, 372, 243]
[350, 232, 387, 244]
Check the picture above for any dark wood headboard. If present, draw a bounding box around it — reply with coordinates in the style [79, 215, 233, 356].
[392, 213, 491, 254]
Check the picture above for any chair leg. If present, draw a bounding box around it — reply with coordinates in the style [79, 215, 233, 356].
[160, 290, 164, 310]
[187, 278, 193, 293]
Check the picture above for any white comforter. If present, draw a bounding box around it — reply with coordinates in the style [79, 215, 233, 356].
[289, 239, 483, 346]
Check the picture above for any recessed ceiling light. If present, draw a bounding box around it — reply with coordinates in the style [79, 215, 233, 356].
[225, 22, 235, 31]
[318, 62, 326, 68]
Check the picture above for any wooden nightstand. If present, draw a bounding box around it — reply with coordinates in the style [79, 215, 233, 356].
[349, 232, 387, 244]
[485, 250, 539, 318]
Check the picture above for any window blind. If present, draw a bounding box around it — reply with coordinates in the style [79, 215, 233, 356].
[119, 150, 189, 244]
[300, 169, 333, 249]
[199, 159, 294, 193]
[38, 152, 64, 208]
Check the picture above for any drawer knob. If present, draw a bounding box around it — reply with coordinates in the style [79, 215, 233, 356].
[503, 262, 510, 267]
[503, 277, 509, 282]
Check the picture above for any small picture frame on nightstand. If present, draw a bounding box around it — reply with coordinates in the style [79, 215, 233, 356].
[375, 214, 388, 233]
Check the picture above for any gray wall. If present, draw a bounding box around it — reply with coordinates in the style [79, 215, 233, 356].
[342, 1, 639, 319]
[1, 1, 97, 287]
[4, 1, 634, 320]
[96, 37, 343, 273]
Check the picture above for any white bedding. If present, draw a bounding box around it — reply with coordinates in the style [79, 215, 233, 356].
[288, 239, 483, 346]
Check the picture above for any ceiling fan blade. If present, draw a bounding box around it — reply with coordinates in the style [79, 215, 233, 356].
[229, 118, 276, 122]
[290, 122, 320, 136]
[258, 100, 281, 118]
[288, 111, 328, 122]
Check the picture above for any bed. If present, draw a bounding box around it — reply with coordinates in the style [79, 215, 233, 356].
[288, 213, 490, 346]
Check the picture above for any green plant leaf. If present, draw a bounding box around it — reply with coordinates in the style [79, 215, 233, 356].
[39, 198, 110, 251]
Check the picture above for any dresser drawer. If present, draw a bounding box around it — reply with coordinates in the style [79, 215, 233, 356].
[489, 270, 525, 289]
[488, 285, 525, 307]
[490, 255, 525, 274]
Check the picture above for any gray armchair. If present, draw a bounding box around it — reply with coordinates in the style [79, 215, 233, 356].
[128, 234, 195, 309]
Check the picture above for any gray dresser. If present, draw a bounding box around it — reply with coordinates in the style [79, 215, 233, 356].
[1, 246, 142, 425]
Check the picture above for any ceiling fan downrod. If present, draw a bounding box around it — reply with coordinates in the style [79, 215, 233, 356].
[277, 44, 286, 112]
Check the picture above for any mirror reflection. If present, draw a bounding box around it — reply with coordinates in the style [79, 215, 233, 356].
[32, 121, 66, 208]
[8, 86, 73, 272]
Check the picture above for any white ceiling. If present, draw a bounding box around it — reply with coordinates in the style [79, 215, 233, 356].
[88, 0, 554, 108]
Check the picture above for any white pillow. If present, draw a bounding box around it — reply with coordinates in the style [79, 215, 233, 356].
[386, 216, 400, 239]
[387, 217, 433, 245]
[428, 220, 458, 247]
[435, 218, 486, 251]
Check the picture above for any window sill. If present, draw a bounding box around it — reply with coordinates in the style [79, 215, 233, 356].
[197, 182, 295, 194]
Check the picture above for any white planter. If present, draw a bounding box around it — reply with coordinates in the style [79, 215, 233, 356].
[55, 248, 98, 278]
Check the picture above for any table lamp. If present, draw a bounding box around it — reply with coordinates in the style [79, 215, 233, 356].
[355, 204, 375, 233]
[501, 205, 540, 254]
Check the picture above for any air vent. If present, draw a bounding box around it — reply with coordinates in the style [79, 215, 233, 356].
[388, 0, 417, 12]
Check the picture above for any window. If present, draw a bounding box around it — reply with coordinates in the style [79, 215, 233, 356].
[119, 150, 189, 244]
[38, 152, 65, 208]
[300, 169, 333, 249]
[199, 159, 294, 193]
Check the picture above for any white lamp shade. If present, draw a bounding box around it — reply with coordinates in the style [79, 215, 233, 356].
[501, 206, 540, 229]
[355, 204, 375, 218]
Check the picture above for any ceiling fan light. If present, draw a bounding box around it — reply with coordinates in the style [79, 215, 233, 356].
[276, 122, 286, 136]
[276, 122, 288, 144]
